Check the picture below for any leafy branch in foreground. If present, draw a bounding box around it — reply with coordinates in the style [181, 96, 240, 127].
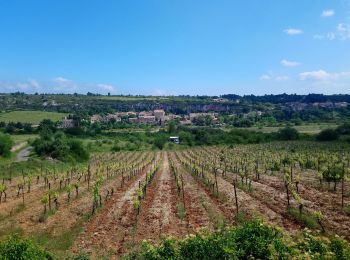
[125, 219, 350, 260]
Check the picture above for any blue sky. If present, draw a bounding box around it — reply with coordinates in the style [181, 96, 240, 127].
[0, 0, 349, 95]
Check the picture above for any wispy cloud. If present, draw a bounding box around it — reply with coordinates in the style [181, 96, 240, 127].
[52, 76, 78, 92]
[260, 73, 289, 81]
[321, 9, 335, 17]
[314, 22, 350, 40]
[0, 77, 118, 94]
[283, 28, 303, 35]
[281, 59, 300, 67]
[53, 77, 71, 83]
[299, 70, 350, 81]
[260, 74, 272, 80]
[97, 84, 116, 93]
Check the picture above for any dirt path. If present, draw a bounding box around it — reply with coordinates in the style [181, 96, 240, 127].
[179, 150, 301, 233]
[134, 152, 186, 244]
[72, 155, 158, 258]
[256, 174, 350, 240]
[191, 147, 350, 240]
[11, 142, 27, 152]
[171, 152, 234, 231]
[16, 146, 32, 162]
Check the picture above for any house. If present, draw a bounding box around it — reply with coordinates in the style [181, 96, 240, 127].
[90, 114, 102, 124]
[129, 117, 138, 123]
[58, 117, 75, 129]
[179, 120, 192, 125]
[154, 109, 165, 122]
[138, 115, 156, 124]
[104, 114, 121, 123]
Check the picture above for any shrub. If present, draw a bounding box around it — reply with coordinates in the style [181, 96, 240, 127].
[316, 128, 340, 141]
[0, 235, 52, 259]
[0, 133, 14, 157]
[32, 131, 89, 162]
[277, 127, 299, 141]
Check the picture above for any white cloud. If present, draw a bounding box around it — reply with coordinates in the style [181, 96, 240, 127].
[281, 59, 300, 67]
[314, 22, 350, 40]
[260, 74, 272, 80]
[28, 79, 41, 89]
[52, 76, 78, 92]
[260, 73, 289, 81]
[0, 77, 121, 94]
[337, 23, 350, 39]
[326, 32, 336, 40]
[299, 70, 331, 81]
[299, 70, 350, 81]
[97, 83, 116, 93]
[53, 76, 71, 83]
[321, 9, 335, 17]
[284, 28, 303, 35]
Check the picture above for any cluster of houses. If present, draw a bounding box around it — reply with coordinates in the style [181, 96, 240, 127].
[59, 101, 349, 129]
[86, 110, 222, 126]
[58, 110, 222, 129]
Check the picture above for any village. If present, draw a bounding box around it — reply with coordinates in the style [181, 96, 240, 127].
[59, 109, 221, 129]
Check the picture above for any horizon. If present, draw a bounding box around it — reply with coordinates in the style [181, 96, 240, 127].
[0, 91, 350, 98]
[0, 0, 349, 95]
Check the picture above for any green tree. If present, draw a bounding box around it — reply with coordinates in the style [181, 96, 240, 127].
[316, 128, 340, 141]
[277, 127, 299, 141]
[0, 236, 52, 259]
[0, 133, 14, 157]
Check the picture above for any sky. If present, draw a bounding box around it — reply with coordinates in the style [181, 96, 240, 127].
[0, 0, 349, 96]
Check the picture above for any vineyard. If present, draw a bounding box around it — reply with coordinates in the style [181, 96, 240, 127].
[0, 142, 350, 258]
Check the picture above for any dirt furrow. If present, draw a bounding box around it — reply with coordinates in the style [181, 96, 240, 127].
[71, 157, 156, 258]
[171, 152, 235, 231]
[133, 152, 186, 244]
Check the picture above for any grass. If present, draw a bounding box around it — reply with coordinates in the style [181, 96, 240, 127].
[98, 96, 169, 101]
[235, 210, 248, 225]
[31, 213, 91, 258]
[11, 134, 38, 145]
[0, 110, 68, 124]
[240, 123, 338, 134]
[287, 207, 319, 229]
[343, 206, 350, 216]
[0, 157, 84, 179]
[176, 202, 186, 221]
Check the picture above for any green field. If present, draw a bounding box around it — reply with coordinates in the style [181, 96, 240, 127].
[241, 123, 338, 134]
[11, 134, 38, 144]
[0, 111, 68, 124]
[98, 96, 169, 101]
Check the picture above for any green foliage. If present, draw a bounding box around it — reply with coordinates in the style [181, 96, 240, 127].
[0, 133, 14, 157]
[0, 235, 52, 259]
[0, 111, 67, 125]
[287, 207, 319, 229]
[32, 130, 89, 162]
[125, 220, 350, 259]
[316, 128, 340, 141]
[277, 126, 300, 141]
[153, 136, 167, 150]
[232, 220, 288, 259]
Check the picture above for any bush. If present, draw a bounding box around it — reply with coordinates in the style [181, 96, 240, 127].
[316, 128, 340, 141]
[153, 136, 167, 150]
[0, 235, 52, 259]
[125, 220, 350, 259]
[336, 122, 350, 135]
[32, 131, 89, 162]
[277, 127, 299, 141]
[0, 133, 14, 157]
